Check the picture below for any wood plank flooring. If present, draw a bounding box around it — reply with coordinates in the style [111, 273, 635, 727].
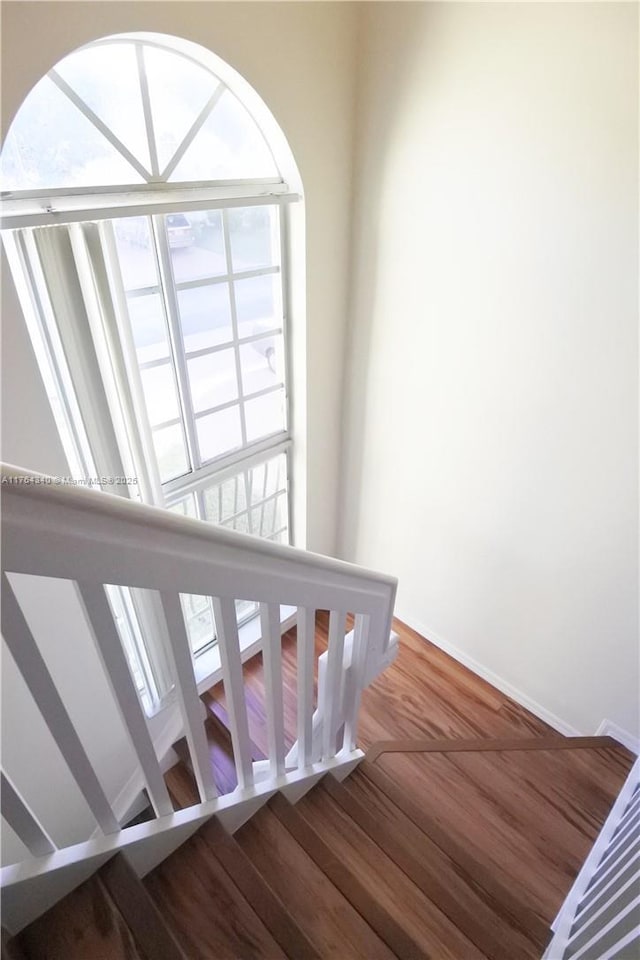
[144, 829, 287, 960]
[207, 611, 634, 941]
[17, 875, 143, 960]
[210, 612, 595, 751]
[235, 804, 395, 959]
[13, 613, 635, 960]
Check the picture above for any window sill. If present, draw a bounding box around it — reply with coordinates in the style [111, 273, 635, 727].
[193, 605, 296, 695]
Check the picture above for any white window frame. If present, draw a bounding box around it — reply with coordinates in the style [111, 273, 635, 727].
[1, 31, 306, 702]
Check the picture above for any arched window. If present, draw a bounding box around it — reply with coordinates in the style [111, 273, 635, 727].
[1, 34, 303, 702]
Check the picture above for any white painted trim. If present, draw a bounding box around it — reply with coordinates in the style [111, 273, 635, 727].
[398, 611, 582, 737]
[596, 720, 640, 755]
[0, 186, 298, 230]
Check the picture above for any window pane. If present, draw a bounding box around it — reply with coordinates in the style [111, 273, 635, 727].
[114, 218, 159, 292]
[169, 493, 197, 518]
[203, 474, 247, 523]
[182, 596, 215, 653]
[228, 206, 280, 273]
[144, 45, 220, 172]
[251, 498, 276, 538]
[140, 362, 180, 426]
[126, 293, 170, 364]
[269, 529, 289, 545]
[235, 275, 281, 339]
[178, 284, 233, 354]
[196, 405, 242, 463]
[188, 349, 238, 413]
[0, 75, 144, 191]
[223, 513, 251, 535]
[168, 210, 226, 284]
[249, 454, 286, 504]
[153, 422, 189, 481]
[245, 389, 286, 443]
[236, 599, 258, 624]
[170, 90, 278, 182]
[240, 334, 284, 396]
[247, 453, 289, 540]
[274, 492, 289, 536]
[54, 43, 151, 170]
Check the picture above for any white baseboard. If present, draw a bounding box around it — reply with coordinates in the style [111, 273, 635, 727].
[398, 611, 582, 737]
[595, 719, 639, 755]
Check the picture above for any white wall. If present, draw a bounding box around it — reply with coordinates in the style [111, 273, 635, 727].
[340, 2, 639, 739]
[0, 1, 359, 862]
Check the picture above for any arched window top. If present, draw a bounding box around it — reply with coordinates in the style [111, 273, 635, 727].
[0, 35, 283, 194]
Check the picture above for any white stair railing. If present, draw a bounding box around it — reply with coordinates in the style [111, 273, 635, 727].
[543, 758, 640, 960]
[0, 462, 398, 934]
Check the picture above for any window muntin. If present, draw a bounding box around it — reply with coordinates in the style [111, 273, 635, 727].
[112, 204, 287, 486]
[1, 39, 279, 193]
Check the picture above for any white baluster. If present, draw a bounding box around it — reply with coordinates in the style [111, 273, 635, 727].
[76, 581, 173, 818]
[159, 591, 217, 801]
[296, 607, 315, 768]
[259, 602, 285, 777]
[1, 772, 56, 857]
[321, 610, 347, 760]
[212, 597, 254, 789]
[1, 573, 119, 834]
[343, 613, 370, 751]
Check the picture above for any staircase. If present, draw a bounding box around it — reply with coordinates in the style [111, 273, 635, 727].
[6, 724, 634, 959]
[2, 465, 637, 958]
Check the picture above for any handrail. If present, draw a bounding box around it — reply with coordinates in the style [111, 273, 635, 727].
[0, 462, 396, 588]
[1, 460, 398, 934]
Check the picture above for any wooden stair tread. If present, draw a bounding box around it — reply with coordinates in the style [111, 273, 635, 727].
[2, 928, 27, 960]
[235, 802, 395, 960]
[366, 735, 622, 763]
[294, 787, 486, 960]
[99, 853, 187, 960]
[164, 756, 199, 810]
[328, 771, 543, 959]
[203, 716, 239, 793]
[144, 824, 287, 960]
[199, 816, 321, 959]
[175, 713, 239, 795]
[202, 690, 267, 761]
[16, 874, 142, 960]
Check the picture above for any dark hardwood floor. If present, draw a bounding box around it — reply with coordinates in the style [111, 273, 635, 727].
[207, 611, 634, 936]
[12, 614, 635, 959]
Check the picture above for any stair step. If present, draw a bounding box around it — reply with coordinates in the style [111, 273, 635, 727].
[99, 853, 187, 960]
[171, 725, 236, 796]
[366, 735, 620, 763]
[359, 758, 549, 943]
[235, 802, 395, 959]
[171, 702, 262, 798]
[15, 873, 143, 960]
[164, 755, 199, 810]
[199, 816, 321, 959]
[327, 771, 542, 959]
[268, 792, 440, 960]
[2, 928, 27, 960]
[293, 786, 489, 960]
[202, 714, 239, 793]
[144, 821, 287, 960]
[202, 690, 267, 761]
